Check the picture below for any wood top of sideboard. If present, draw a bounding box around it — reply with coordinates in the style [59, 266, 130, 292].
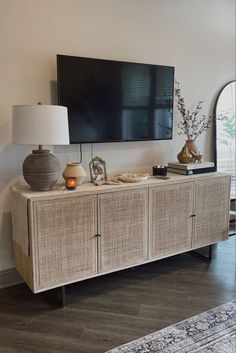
[11, 172, 230, 201]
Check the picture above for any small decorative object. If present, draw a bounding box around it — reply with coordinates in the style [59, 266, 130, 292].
[153, 165, 167, 176]
[62, 162, 86, 185]
[89, 156, 107, 183]
[65, 177, 77, 190]
[93, 178, 123, 186]
[190, 150, 203, 163]
[12, 104, 69, 191]
[114, 173, 149, 183]
[175, 81, 212, 163]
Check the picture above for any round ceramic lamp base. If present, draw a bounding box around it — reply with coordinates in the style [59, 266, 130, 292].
[23, 149, 60, 191]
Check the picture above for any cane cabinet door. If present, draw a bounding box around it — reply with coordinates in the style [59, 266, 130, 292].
[192, 176, 230, 248]
[98, 189, 148, 273]
[32, 195, 97, 290]
[150, 182, 194, 259]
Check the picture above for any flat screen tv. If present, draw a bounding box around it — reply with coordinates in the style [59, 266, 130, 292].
[57, 54, 175, 144]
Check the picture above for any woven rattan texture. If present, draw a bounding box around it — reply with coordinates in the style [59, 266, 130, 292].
[98, 189, 148, 272]
[33, 195, 97, 290]
[13, 241, 33, 289]
[193, 177, 230, 248]
[150, 182, 194, 259]
[11, 190, 29, 256]
[11, 174, 231, 293]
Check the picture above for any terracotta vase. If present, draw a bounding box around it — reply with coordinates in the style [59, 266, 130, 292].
[63, 163, 87, 185]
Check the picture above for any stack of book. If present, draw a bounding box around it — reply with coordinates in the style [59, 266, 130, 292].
[168, 162, 215, 175]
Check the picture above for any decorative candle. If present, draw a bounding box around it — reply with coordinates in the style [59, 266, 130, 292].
[65, 177, 77, 190]
[153, 165, 167, 176]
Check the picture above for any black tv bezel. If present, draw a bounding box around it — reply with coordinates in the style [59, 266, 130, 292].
[57, 54, 175, 144]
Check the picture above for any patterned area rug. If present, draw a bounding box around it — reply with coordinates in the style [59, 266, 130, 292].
[106, 301, 236, 353]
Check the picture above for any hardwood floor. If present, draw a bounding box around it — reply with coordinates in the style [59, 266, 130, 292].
[0, 235, 235, 353]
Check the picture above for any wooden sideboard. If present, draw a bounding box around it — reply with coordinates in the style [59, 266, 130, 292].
[11, 172, 230, 295]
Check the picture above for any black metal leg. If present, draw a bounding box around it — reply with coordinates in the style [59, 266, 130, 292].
[61, 285, 66, 307]
[208, 244, 213, 261]
[190, 244, 213, 262]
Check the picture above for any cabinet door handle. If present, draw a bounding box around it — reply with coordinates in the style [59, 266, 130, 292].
[190, 214, 196, 217]
[95, 234, 102, 237]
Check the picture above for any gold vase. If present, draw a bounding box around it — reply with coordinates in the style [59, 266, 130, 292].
[177, 147, 193, 164]
[177, 139, 198, 164]
[185, 139, 198, 155]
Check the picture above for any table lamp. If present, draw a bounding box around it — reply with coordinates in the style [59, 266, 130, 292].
[12, 104, 70, 191]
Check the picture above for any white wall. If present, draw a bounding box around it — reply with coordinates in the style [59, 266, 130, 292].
[0, 0, 235, 271]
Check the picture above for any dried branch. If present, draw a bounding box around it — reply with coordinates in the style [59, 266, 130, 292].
[175, 81, 212, 141]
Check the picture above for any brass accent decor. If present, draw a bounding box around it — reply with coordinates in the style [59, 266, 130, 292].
[184, 139, 198, 155]
[177, 146, 194, 164]
[177, 139, 203, 164]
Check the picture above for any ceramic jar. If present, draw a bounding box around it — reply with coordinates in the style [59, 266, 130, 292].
[62, 163, 87, 185]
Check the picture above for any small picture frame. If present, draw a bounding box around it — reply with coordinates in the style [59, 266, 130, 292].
[89, 156, 107, 183]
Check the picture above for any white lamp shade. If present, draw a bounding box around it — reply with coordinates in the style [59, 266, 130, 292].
[12, 105, 70, 145]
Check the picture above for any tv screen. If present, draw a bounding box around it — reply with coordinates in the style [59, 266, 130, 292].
[57, 54, 174, 144]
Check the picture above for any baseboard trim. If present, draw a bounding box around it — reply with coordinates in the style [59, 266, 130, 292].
[0, 268, 23, 289]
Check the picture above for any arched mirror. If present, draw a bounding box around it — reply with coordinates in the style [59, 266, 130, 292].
[214, 80, 235, 217]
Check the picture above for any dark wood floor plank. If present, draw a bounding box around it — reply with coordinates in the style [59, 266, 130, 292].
[0, 235, 235, 353]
